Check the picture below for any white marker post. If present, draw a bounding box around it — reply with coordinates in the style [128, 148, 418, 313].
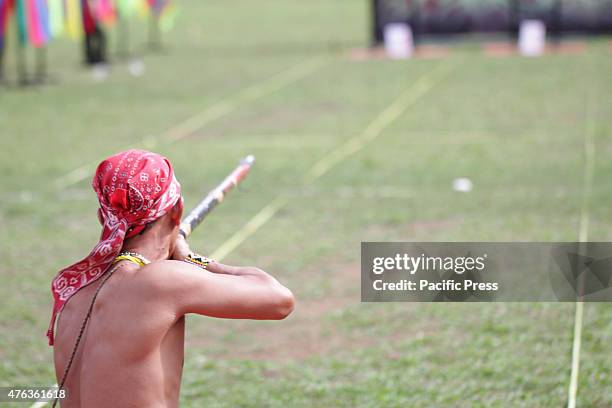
[518, 20, 546, 57]
[384, 23, 414, 59]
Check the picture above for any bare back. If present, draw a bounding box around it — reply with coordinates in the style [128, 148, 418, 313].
[53, 253, 294, 407]
[54, 261, 184, 408]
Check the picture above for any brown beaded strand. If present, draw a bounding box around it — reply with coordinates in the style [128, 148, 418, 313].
[52, 263, 123, 408]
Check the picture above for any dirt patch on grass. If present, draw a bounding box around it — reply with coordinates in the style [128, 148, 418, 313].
[347, 45, 451, 61]
[553, 41, 587, 55]
[240, 291, 356, 361]
[186, 260, 359, 361]
[364, 218, 461, 241]
[483, 41, 586, 57]
[483, 42, 516, 57]
[417, 45, 453, 59]
[187, 219, 457, 361]
[406, 218, 460, 235]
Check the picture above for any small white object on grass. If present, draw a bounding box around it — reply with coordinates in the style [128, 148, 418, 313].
[19, 190, 33, 203]
[453, 177, 473, 193]
[384, 23, 414, 59]
[128, 58, 146, 77]
[518, 20, 546, 57]
[91, 63, 109, 82]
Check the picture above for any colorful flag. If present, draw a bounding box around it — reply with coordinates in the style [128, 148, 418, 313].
[159, 2, 177, 32]
[144, 0, 176, 31]
[81, 0, 96, 34]
[15, 0, 28, 45]
[64, 0, 82, 38]
[92, 0, 115, 26]
[38, 0, 51, 41]
[27, 0, 50, 47]
[47, 0, 63, 37]
[115, 0, 137, 18]
[1, 0, 179, 49]
[0, 0, 13, 49]
[145, 0, 170, 16]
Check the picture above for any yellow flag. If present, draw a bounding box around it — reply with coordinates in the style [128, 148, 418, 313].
[65, 0, 83, 39]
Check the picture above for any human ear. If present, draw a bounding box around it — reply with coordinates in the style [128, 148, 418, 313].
[170, 199, 183, 226]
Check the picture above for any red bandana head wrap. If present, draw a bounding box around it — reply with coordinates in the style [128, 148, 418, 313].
[47, 149, 181, 345]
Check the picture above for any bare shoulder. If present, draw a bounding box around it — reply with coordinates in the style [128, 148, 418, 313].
[142, 259, 194, 275]
[137, 259, 202, 292]
[135, 259, 224, 301]
[134, 260, 295, 320]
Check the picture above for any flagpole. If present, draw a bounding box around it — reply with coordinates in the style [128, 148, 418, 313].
[14, 13, 27, 86]
[116, 13, 129, 59]
[0, 40, 5, 85]
[34, 46, 46, 83]
[147, 10, 161, 50]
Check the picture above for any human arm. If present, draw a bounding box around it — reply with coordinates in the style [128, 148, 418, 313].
[157, 236, 295, 320]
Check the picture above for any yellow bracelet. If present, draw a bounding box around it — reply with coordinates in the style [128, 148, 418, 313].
[184, 253, 212, 269]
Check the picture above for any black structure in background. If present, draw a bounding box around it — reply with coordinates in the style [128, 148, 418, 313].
[509, 0, 564, 43]
[372, 0, 422, 46]
[84, 26, 107, 65]
[371, 0, 383, 45]
[82, 0, 108, 66]
[371, 0, 612, 46]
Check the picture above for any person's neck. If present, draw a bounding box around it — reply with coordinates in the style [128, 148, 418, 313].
[121, 228, 173, 263]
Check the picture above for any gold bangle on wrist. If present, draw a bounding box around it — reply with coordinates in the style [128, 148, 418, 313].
[184, 253, 212, 269]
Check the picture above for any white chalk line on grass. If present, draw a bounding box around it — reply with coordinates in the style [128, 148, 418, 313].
[209, 61, 459, 262]
[53, 57, 327, 191]
[566, 86, 596, 408]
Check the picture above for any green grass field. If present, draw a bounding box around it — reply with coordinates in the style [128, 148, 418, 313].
[1, 0, 611, 406]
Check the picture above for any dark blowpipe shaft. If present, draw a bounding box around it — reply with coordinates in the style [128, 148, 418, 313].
[179, 155, 255, 238]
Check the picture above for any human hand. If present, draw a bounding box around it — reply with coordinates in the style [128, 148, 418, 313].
[171, 234, 192, 261]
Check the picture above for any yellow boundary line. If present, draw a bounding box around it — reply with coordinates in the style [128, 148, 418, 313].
[53, 58, 327, 190]
[305, 70, 447, 183]
[567, 82, 596, 408]
[210, 196, 288, 261]
[210, 61, 458, 261]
